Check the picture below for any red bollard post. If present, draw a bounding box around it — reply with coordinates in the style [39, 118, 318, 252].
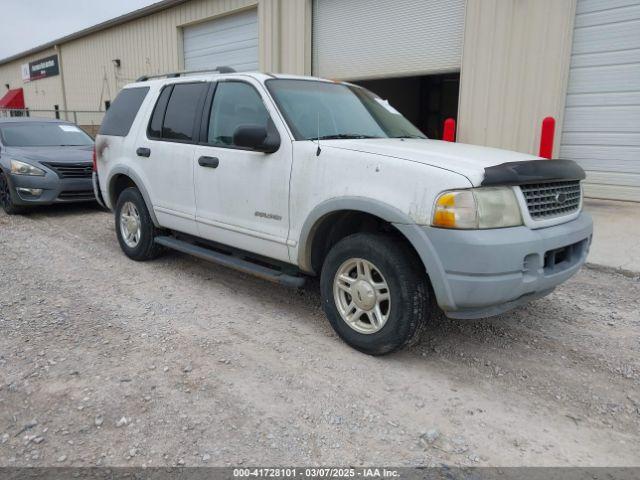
[539, 116, 555, 159]
[443, 118, 456, 142]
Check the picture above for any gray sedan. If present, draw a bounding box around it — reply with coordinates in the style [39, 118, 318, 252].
[0, 117, 95, 214]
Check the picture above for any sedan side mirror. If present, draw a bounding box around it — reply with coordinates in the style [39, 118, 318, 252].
[233, 124, 280, 154]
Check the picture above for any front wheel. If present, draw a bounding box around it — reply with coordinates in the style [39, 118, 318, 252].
[320, 233, 429, 355]
[115, 187, 164, 261]
[0, 171, 25, 215]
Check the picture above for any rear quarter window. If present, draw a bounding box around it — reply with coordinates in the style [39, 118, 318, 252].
[161, 83, 209, 142]
[98, 87, 149, 137]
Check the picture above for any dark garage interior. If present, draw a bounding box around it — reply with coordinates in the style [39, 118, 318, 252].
[355, 72, 460, 140]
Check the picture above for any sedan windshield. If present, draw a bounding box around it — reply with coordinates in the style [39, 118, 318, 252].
[266, 79, 427, 141]
[0, 123, 93, 147]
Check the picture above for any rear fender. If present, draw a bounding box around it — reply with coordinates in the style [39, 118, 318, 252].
[107, 166, 159, 227]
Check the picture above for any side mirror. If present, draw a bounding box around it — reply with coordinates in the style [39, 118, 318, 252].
[233, 124, 280, 153]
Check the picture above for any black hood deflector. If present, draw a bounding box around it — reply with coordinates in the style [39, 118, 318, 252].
[481, 159, 586, 186]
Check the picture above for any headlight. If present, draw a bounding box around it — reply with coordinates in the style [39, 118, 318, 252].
[432, 187, 522, 229]
[10, 160, 45, 176]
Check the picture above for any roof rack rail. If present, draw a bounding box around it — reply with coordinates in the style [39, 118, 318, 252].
[136, 66, 236, 82]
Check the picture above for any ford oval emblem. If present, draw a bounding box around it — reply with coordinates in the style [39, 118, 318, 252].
[555, 192, 568, 205]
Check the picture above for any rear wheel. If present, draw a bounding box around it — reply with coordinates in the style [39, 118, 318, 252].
[0, 171, 25, 215]
[320, 233, 429, 355]
[115, 187, 163, 261]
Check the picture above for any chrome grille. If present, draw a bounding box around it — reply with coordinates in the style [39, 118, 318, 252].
[43, 162, 93, 179]
[520, 180, 581, 220]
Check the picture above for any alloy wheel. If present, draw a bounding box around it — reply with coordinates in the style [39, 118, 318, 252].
[333, 257, 391, 334]
[0, 173, 10, 210]
[119, 201, 142, 248]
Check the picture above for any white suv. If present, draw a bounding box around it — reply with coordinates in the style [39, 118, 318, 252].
[94, 69, 593, 355]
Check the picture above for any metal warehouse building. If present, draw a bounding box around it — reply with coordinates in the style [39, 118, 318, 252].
[0, 0, 638, 201]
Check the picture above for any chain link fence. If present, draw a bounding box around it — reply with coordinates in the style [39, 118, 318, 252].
[0, 109, 105, 137]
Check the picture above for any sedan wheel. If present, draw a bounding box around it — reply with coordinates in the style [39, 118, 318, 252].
[0, 172, 23, 215]
[0, 173, 10, 210]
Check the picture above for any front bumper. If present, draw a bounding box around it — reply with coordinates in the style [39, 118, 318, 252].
[9, 172, 95, 205]
[424, 212, 593, 319]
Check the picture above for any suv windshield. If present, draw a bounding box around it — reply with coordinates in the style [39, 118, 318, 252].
[266, 79, 427, 141]
[0, 123, 93, 147]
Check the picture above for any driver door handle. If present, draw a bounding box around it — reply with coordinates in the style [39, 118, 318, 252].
[198, 156, 219, 169]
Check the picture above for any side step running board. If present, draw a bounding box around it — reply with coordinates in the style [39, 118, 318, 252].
[154, 236, 306, 288]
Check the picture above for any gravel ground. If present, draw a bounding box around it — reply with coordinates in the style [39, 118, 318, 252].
[1, 205, 639, 467]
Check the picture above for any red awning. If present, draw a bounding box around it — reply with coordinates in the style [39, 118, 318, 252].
[0, 88, 25, 109]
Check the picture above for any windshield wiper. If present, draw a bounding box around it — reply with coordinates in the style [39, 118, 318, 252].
[392, 135, 426, 139]
[315, 134, 381, 140]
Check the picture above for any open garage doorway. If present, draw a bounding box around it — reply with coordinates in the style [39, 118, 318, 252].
[353, 73, 460, 140]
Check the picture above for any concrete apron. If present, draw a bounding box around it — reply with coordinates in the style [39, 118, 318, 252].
[583, 198, 640, 275]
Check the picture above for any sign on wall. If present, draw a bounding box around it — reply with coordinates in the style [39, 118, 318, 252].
[22, 54, 59, 82]
[20, 63, 30, 82]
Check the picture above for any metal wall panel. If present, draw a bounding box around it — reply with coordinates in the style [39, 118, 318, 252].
[0, 0, 312, 113]
[560, 0, 640, 201]
[312, 0, 465, 80]
[58, 0, 257, 111]
[183, 8, 258, 71]
[0, 47, 65, 112]
[457, 0, 577, 157]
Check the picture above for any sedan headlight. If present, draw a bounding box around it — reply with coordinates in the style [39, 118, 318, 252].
[11, 160, 45, 176]
[432, 187, 522, 229]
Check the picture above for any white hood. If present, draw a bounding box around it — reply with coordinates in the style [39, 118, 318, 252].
[322, 138, 542, 186]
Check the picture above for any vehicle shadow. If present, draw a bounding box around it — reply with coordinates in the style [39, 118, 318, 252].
[290, 270, 594, 375]
[117, 224, 631, 385]
[172, 250, 529, 356]
[12, 202, 107, 218]
[297, 276, 517, 352]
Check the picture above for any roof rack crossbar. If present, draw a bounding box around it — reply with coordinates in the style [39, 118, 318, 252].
[136, 66, 236, 82]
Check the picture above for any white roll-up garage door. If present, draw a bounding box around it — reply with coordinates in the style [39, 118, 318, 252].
[560, 0, 640, 202]
[183, 9, 258, 72]
[312, 0, 465, 80]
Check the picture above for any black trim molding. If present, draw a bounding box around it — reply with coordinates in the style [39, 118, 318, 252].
[481, 159, 586, 186]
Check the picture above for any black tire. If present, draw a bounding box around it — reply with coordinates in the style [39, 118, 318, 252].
[0, 171, 26, 215]
[320, 233, 429, 355]
[115, 187, 164, 261]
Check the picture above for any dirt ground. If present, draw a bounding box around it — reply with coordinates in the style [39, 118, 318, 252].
[0, 205, 639, 467]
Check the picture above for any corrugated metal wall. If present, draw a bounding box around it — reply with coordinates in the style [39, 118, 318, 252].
[0, 47, 65, 111]
[61, 0, 258, 111]
[560, 0, 640, 202]
[312, 0, 465, 80]
[457, 0, 577, 157]
[183, 8, 259, 71]
[0, 0, 311, 113]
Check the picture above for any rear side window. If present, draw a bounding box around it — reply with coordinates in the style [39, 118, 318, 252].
[148, 86, 172, 138]
[148, 83, 208, 142]
[99, 87, 149, 136]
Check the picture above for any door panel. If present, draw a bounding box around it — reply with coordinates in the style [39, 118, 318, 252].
[138, 82, 208, 236]
[193, 80, 292, 263]
[142, 141, 198, 235]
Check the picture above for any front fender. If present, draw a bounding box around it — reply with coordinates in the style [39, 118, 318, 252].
[296, 196, 455, 309]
